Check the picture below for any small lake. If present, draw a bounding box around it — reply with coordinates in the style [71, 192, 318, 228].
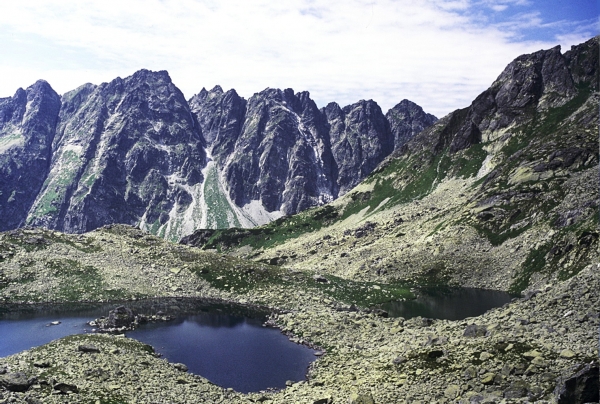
[377, 287, 514, 320]
[127, 312, 316, 393]
[0, 301, 317, 393]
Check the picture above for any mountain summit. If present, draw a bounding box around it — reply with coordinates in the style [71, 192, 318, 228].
[0, 75, 436, 239]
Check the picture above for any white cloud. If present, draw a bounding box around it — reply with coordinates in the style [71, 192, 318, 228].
[490, 5, 509, 11]
[0, 0, 591, 118]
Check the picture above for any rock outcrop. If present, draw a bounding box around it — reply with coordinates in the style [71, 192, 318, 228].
[0, 81, 61, 231]
[26, 70, 207, 240]
[385, 99, 437, 150]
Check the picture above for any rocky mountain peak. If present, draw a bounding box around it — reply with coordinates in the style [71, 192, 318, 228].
[386, 99, 438, 150]
[1, 69, 437, 236]
[0, 79, 60, 231]
[564, 36, 599, 88]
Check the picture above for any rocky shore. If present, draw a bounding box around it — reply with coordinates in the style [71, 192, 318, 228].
[0, 225, 597, 403]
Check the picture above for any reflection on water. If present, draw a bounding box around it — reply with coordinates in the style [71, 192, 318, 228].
[378, 287, 514, 320]
[127, 312, 316, 393]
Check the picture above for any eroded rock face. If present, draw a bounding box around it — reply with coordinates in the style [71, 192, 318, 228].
[555, 363, 600, 404]
[0, 81, 61, 231]
[325, 100, 394, 196]
[1, 69, 436, 236]
[25, 70, 207, 239]
[401, 37, 598, 157]
[386, 99, 437, 150]
[189, 88, 435, 217]
[221, 88, 337, 214]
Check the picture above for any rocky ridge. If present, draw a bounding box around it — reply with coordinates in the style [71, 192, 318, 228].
[0, 72, 436, 240]
[185, 36, 599, 296]
[26, 70, 208, 241]
[189, 86, 436, 226]
[0, 80, 61, 232]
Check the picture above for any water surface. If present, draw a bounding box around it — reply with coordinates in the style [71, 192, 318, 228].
[378, 287, 513, 320]
[127, 312, 317, 393]
[0, 302, 316, 393]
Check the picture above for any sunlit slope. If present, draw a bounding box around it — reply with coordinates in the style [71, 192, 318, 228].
[183, 37, 599, 294]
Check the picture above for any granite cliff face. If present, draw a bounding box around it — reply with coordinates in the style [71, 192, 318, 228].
[187, 87, 435, 225]
[0, 81, 61, 231]
[385, 99, 437, 150]
[185, 36, 598, 295]
[26, 70, 207, 240]
[0, 72, 436, 238]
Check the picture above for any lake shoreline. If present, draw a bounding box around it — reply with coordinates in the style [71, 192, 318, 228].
[1, 263, 598, 403]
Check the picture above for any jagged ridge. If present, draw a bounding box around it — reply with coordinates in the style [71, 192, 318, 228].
[0, 72, 436, 239]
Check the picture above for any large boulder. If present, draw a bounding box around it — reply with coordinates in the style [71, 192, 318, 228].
[0, 372, 36, 392]
[555, 363, 599, 404]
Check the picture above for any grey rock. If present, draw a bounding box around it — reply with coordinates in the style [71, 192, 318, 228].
[173, 363, 188, 372]
[503, 380, 530, 399]
[555, 363, 599, 404]
[78, 344, 100, 353]
[0, 372, 36, 392]
[348, 393, 375, 404]
[463, 324, 488, 337]
[53, 382, 79, 394]
[107, 306, 136, 328]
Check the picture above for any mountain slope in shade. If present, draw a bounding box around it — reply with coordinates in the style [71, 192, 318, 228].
[0, 81, 61, 231]
[0, 70, 436, 239]
[26, 70, 208, 241]
[183, 36, 598, 294]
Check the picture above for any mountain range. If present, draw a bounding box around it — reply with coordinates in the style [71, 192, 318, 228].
[0, 75, 435, 240]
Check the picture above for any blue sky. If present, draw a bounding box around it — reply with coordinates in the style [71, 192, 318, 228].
[0, 1, 597, 118]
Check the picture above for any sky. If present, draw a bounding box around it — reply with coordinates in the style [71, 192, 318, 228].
[0, 0, 597, 118]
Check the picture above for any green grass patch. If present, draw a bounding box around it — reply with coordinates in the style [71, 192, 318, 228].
[201, 204, 339, 251]
[189, 254, 412, 307]
[509, 242, 550, 294]
[455, 142, 488, 178]
[313, 276, 412, 307]
[190, 259, 286, 294]
[42, 258, 140, 301]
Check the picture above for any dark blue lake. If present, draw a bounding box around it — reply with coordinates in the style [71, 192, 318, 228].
[127, 312, 317, 393]
[0, 302, 317, 393]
